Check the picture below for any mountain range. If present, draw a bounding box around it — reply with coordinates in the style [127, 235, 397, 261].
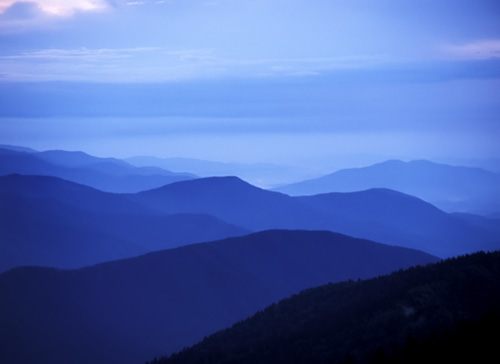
[154, 250, 500, 364]
[0, 146, 195, 193]
[274, 159, 500, 216]
[126, 155, 319, 188]
[1, 145, 500, 364]
[0, 229, 438, 364]
[0, 174, 248, 273]
[130, 176, 500, 258]
[1, 171, 499, 273]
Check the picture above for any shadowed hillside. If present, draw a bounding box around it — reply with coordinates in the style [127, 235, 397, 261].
[0, 230, 437, 364]
[154, 250, 500, 364]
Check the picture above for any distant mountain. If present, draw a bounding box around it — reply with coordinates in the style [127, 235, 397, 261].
[451, 212, 500, 236]
[131, 176, 324, 231]
[126, 155, 319, 188]
[0, 147, 195, 192]
[0, 229, 438, 364]
[296, 189, 500, 258]
[131, 176, 500, 258]
[0, 174, 248, 272]
[155, 250, 500, 364]
[0, 144, 38, 153]
[274, 159, 500, 215]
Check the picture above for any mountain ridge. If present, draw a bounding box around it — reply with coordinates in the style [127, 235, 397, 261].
[0, 229, 438, 364]
[274, 159, 500, 215]
[155, 250, 500, 364]
[131, 175, 500, 258]
[0, 147, 195, 193]
[0, 174, 249, 272]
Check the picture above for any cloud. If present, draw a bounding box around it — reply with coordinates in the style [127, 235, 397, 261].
[0, 47, 162, 82]
[441, 40, 500, 60]
[126, 1, 146, 6]
[3, 47, 159, 60]
[0, 0, 108, 17]
[0, 45, 390, 82]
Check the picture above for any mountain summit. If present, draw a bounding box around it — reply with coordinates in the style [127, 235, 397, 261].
[274, 159, 500, 215]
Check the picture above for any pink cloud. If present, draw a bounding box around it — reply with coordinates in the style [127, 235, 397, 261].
[0, 0, 108, 16]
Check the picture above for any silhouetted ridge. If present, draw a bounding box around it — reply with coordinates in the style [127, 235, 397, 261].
[155, 250, 500, 364]
[0, 229, 437, 364]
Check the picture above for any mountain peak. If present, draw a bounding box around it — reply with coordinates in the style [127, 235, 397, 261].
[275, 159, 500, 214]
[145, 175, 259, 194]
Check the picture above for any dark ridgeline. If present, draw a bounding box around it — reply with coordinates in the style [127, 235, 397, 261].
[274, 159, 500, 215]
[154, 250, 500, 364]
[0, 230, 437, 364]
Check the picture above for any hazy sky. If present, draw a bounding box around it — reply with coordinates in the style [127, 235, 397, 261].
[1, 0, 499, 169]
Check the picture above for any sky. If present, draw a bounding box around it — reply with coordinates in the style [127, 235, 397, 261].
[0, 0, 500, 172]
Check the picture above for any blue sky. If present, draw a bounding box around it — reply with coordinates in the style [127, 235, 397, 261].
[0, 0, 499, 170]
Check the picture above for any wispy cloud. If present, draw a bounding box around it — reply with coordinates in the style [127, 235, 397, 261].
[3, 47, 160, 60]
[3, 45, 499, 84]
[0, 46, 389, 82]
[126, 1, 146, 6]
[441, 40, 500, 60]
[0, 47, 162, 82]
[162, 49, 388, 78]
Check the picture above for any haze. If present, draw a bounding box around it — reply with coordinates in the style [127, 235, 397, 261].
[1, 0, 499, 171]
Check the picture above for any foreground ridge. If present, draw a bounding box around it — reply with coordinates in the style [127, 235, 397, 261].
[154, 250, 500, 364]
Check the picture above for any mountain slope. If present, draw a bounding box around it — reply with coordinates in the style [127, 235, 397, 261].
[132, 176, 325, 231]
[0, 174, 248, 272]
[296, 188, 500, 258]
[274, 159, 500, 215]
[0, 147, 195, 192]
[0, 230, 438, 364]
[132, 176, 500, 257]
[155, 250, 500, 364]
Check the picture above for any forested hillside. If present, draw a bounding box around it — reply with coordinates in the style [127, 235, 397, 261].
[155, 250, 500, 364]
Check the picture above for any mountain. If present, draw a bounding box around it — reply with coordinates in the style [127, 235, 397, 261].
[131, 176, 324, 231]
[452, 212, 500, 236]
[131, 176, 500, 258]
[155, 250, 500, 364]
[0, 229, 438, 364]
[0, 174, 248, 272]
[0, 144, 37, 153]
[274, 159, 500, 215]
[2, 173, 498, 265]
[126, 155, 319, 188]
[296, 189, 500, 258]
[0, 147, 195, 193]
